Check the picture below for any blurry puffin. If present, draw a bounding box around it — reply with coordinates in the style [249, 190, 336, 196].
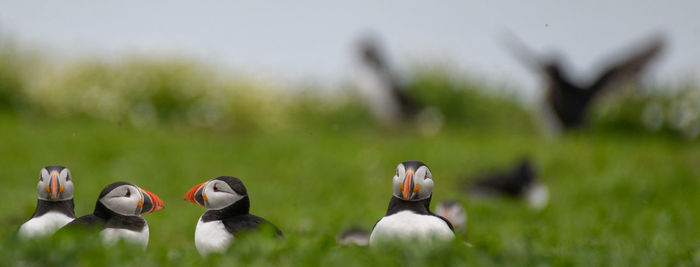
[369, 161, 454, 245]
[63, 181, 164, 247]
[467, 159, 549, 210]
[337, 226, 370, 246]
[184, 176, 283, 256]
[19, 166, 76, 238]
[435, 200, 467, 233]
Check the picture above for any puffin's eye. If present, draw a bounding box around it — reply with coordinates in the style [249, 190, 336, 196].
[213, 185, 219, 192]
[125, 190, 131, 197]
[66, 176, 71, 182]
[39, 176, 43, 182]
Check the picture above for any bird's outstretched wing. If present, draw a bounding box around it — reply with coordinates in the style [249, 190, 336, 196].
[588, 35, 665, 95]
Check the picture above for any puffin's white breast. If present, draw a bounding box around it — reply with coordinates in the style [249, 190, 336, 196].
[369, 210, 454, 245]
[100, 223, 149, 248]
[194, 217, 234, 256]
[18, 211, 74, 239]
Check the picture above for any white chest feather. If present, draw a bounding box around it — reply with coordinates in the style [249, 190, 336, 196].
[18, 212, 74, 239]
[100, 224, 149, 248]
[194, 217, 234, 256]
[370, 210, 454, 245]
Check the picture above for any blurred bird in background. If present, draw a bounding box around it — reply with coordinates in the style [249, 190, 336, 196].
[434, 200, 467, 233]
[505, 33, 666, 131]
[465, 158, 548, 210]
[337, 226, 371, 247]
[354, 35, 445, 134]
[356, 34, 421, 123]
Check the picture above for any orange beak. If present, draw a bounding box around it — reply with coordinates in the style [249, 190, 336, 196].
[50, 171, 59, 201]
[184, 182, 207, 207]
[139, 188, 165, 214]
[402, 170, 413, 200]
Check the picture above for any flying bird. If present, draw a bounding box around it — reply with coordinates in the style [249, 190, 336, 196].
[357, 35, 422, 123]
[505, 33, 665, 130]
[19, 166, 76, 239]
[370, 161, 454, 245]
[184, 176, 283, 256]
[62, 181, 164, 247]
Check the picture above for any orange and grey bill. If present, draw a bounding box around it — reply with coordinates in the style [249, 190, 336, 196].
[139, 188, 165, 214]
[50, 171, 59, 201]
[184, 182, 207, 207]
[402, 170, 413, 199]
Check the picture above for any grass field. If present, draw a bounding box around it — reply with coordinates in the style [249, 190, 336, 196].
[1, 111, 699, 266]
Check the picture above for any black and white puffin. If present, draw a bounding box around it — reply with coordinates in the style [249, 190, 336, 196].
[63, 181, 164, 247]
[19, 165, 76, 239]
[466, 158, 549, 210]
[184, 176, 283, 256]
[369, 161, 454, 245]
[434, 200, 467, 233]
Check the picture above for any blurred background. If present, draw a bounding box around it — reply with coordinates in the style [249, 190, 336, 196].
[1, 1, 699, 265]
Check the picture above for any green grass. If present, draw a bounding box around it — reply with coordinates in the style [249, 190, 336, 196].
[1, 113, 699, 266]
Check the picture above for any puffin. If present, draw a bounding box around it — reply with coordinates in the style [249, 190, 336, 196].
[435, 200, 467, 233]
[62, 181, 164, 247]
[369, 161, 454, 245]
[337, 226, 370, 247]
[466, 158, 549, 210]
[357, 35, 421, 122]
[184, 176, 283, 256]
[18, 165, 76, 239]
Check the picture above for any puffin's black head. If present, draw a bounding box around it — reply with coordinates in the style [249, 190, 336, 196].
[37, 165, 74, 201]
[358, 35, 386, 69]
[184, 176, 248, 210]
[97, 181, 164, 216]
[392, 160, 434, 201]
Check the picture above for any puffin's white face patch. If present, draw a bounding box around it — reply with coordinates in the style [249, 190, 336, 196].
[525, 183, 549, 210]
[37, 167, 74, 201]
[100, 185, 144, 216]
[392, 163, 434, 201]
[203, 180, 244, 210]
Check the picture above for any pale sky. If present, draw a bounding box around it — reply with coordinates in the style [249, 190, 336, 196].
[1, 0, 698, 97]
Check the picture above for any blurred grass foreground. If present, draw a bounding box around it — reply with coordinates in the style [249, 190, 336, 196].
[2, 37, 700, 266]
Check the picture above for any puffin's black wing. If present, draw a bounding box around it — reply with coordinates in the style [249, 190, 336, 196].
[587, 36, 665, 95]
[222, 214, 284, 237]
